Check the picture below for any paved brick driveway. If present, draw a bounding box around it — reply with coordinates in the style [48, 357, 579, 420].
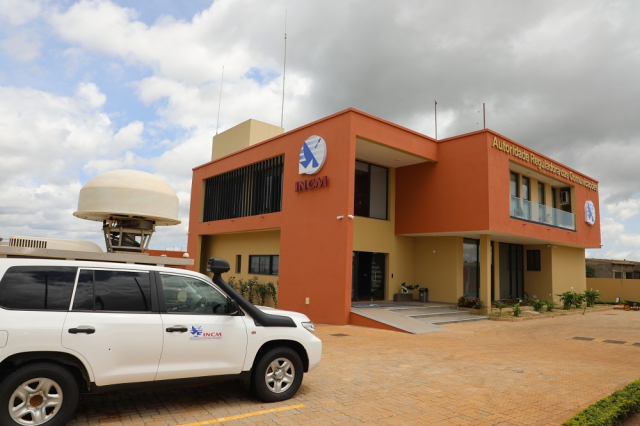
[69, 309, 640, 425]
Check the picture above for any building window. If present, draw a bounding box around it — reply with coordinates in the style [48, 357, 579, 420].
[614, 271, 622, 279]
[235, 255, 242, 274]
[538, 182, 545, 205]
[626, 271, 633, 279]
[510, 172, 519, 198]
[526, 250, 541, 271]
[203, 155, 284, 222]
[354, 161, 388, 220]
[463, 239, 480, 299]
[249, 255, 279, 275]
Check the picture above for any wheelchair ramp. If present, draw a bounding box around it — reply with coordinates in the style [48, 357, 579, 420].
[350, 302, 488, 334]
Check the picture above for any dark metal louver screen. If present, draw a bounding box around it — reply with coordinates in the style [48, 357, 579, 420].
[203, 155, 284, 222]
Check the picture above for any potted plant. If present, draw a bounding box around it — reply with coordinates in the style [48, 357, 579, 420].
[401, 282, 419, 294]
[394, 282, 419, 302]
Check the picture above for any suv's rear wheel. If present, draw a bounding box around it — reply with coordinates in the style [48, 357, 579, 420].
[252, 347, 303, 402]
[0, 363, 79, 426]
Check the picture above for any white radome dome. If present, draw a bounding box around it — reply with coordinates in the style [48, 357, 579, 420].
[73, 170, 180, 226]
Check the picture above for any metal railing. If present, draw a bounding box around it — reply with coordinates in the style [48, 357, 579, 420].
[510, 196, 575, 230]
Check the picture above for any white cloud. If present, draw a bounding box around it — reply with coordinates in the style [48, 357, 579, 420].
[606, 198, 640, 221]
[113, 120, 144, 151]
[0, 30, 42, 61]
[0, 0, 43, 25]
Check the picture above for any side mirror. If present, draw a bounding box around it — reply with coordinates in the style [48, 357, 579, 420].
[207, 257, 230, 274]
[228, 298, 239, 315]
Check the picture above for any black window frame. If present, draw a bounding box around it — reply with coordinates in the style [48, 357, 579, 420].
[235, 255, 242, 274]
[510, 172, 520, 198]
[354, 160, 389, 220]
[526, 250, 541, 271]
[249, 255, 279, 276]
[203, 155, 284, 222]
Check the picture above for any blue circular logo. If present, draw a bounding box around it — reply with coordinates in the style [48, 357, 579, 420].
[299, 135, 327, 175]
[585, 201, 596, 225]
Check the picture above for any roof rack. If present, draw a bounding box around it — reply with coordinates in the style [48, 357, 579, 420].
[0, 246, 193, 267]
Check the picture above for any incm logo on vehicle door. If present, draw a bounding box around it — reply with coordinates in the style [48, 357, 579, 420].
[299, 135, 327, 175]
[189, 325, 222, 340]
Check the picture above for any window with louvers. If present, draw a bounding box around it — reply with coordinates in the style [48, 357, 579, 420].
[203, 155, 284, 222]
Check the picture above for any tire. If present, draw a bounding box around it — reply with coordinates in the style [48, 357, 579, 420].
[252, 347, 303, 402]
[0, 363, 79, 426]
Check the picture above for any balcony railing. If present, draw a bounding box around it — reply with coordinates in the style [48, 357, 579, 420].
[510, 196, 575, 230]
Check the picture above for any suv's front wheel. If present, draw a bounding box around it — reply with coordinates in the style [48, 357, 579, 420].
[252, 347, 303, 402]
[0, 363, 79, 426]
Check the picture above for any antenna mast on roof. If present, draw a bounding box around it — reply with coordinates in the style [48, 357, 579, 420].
[215, 65, 224, 135]
[434, 100, 438, 140]
[281, 10, 287, 128]
[483, 102, 486, 129]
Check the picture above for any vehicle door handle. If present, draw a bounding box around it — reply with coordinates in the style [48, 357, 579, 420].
[166, 327, 188, 333]
[68, 327, 95, 334]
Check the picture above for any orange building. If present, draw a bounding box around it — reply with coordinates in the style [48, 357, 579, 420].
[187, 108, 600, 325]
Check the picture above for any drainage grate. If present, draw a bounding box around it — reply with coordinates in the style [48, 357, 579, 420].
[572, 337, 595, 341]
[603, 340, 626, 345]
[330, 333, 349, 337]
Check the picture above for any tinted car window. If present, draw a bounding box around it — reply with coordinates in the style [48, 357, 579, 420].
[72, 269, 94, 311]
[160, 274, 229, 315]
[0, 266, 77, 311]
[72, 269, 151, 312]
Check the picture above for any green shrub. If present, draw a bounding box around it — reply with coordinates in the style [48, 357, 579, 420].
[573, 292, 585, 309]
[564, 379, 640, 426]
[493, 301, 506, 316]
[544, 297, 556, 312]
[531, 299, 545, 313]
[267, 281, 278, 308]
[557, 290, 577, 310]
[512, 303, 521, 317]
[584, 289, 601, 307]
[254, 283, 270, 306]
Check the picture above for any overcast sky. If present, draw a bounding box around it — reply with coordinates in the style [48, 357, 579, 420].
[0, 0, 638, 259]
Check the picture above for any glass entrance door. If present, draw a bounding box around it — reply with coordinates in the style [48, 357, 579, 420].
[352, 251, 386, 301]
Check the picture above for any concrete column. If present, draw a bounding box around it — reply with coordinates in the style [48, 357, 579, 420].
[479, 234, 492, 314]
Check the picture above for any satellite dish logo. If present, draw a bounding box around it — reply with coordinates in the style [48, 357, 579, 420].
[299, 135, 327, 175]
[585, 200, 596, 225]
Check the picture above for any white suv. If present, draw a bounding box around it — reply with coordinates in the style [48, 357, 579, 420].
[0, 257, 321, 426]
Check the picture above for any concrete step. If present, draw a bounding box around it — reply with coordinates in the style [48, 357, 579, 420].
[390, 305, 455, 313]
[428, 315, 490, 325]
[409, 311, 469, 318]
